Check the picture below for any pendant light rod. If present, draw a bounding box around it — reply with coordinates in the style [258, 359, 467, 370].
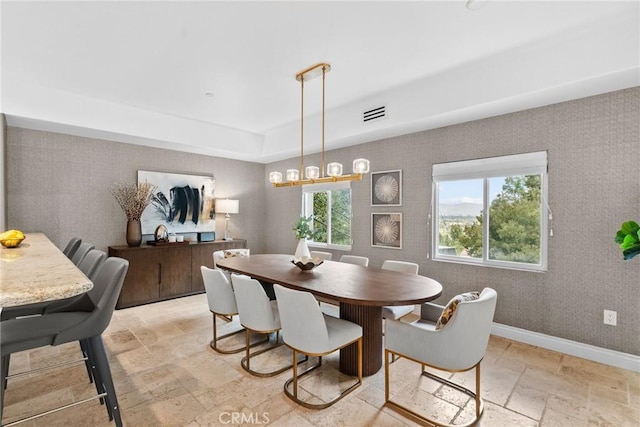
[321, 64, 326, 178]
[300, 74, 304, 178]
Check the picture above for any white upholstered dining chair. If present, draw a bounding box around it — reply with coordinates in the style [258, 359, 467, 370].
[339, 255, 369, 266]
[201, 266, 265, 354]
[274, 284, 363, 409]
[310, 251, 333, 261]
[213, 248, 250, 267]
[384, 288, 497, 426]
[231, 274, 303, 377]
[381, 260, 419, 320]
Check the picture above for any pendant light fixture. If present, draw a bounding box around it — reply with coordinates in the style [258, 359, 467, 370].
[269, 63, 370, 187]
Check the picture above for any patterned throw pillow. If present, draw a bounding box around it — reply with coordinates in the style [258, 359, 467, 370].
[435, 291, 480, 330]
[224, 248, 250, 258]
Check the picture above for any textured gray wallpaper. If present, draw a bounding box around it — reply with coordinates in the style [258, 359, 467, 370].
[1, 115, 6, 230]
[6, 130, 266, 254]
[6, 88, 639, 355]
[265, 88, 640, 355]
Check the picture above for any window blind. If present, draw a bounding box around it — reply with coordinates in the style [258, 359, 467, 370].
[432, 151, 548, 181]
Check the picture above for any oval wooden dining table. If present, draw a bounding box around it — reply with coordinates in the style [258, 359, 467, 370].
[217, 254, 443, 376]
[0, 233, 92, 308]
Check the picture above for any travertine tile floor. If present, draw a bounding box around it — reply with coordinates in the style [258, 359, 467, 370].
[3, 294, 639, 426]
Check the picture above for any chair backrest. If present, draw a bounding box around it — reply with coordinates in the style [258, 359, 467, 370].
[310, 251, 333, 261]
[231, 274, 279, 331]
[71, 242, 95, 266]
[340, 255, 369, 267]
[78, 249, 107, 282]
[201, 266, 238, 315]
[62, 237, 82, 259]
[213, 249, 250, 268]
[431, 288, 497, 369]
[448, 288, 496, 367]
[53, 257, 129, 345]
[381, 260, 419, 274]
[274, 284, 330, 354]
[43, 250, 108, 315]
[212, 250, 224, 268]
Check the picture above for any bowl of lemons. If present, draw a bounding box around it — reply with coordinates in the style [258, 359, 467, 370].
[0, 230, 25, 248]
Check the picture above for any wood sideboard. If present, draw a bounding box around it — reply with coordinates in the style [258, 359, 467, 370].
[109, 239, 247, 309]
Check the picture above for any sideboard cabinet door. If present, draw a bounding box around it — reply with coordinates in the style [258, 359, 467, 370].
[109, 247, 161, 308]
[159, 246, 192, 298]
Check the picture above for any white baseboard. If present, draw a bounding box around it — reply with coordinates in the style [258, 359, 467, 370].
[491, 323, 640, 373]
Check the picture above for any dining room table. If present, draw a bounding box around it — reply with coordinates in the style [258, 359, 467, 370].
[0, 233, 93, 309]
[216, 254, 443, 376]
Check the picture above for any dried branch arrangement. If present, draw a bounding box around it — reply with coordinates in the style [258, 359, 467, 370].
[111, 181, 156, 221]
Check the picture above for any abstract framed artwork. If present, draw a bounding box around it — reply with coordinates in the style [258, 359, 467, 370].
[138, 170, 216, 234]
[371, 213, 402, 249]
[371, 170, 402, 206]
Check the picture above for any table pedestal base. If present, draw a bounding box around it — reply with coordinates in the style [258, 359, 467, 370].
[339, 303, 382, 376]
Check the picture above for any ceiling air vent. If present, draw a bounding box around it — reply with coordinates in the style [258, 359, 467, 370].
[362, 106, 386, 123]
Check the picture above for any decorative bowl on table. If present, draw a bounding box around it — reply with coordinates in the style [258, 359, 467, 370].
[292, 256, 324, 271]
[0, 230, 25, 248]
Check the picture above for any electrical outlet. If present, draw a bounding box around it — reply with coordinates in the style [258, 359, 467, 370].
[604, 310, 617, 326]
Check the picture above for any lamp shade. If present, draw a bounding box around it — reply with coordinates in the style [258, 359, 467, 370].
[305, 166, 320, 180]
[215, 199, 239, 214]
[269, 171, 283, 184]
[287, 169, 300, 182]
[353, 158, 370, 174]
[327, 162, 343, 177]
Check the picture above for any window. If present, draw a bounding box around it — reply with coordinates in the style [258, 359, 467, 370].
[432, 151, 549, 272]
[302, 182, 352, 250]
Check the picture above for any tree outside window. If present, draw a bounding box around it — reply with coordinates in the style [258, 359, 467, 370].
[303, 184, 352, 249]
[433, 152, 548, 272]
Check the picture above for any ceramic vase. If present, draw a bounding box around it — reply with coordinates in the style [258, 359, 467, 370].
[126, 219, 142, 247]
[295, 238, 311, 258]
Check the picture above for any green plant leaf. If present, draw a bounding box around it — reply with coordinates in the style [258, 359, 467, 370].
[621, 234, 637, 249]
[293, 216, 320, 240]
[621, 221, 639, 236]
[615, 220, 640, 260]
[623, 245, 640, 260]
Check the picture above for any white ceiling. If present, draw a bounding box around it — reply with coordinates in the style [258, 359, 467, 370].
[1, 1, 638, 163]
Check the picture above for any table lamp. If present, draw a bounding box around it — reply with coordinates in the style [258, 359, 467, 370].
[215, 199, 239, 240]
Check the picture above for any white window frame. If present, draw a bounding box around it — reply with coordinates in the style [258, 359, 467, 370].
[302, 181, 352, 251]
[432, 151, 549, 272]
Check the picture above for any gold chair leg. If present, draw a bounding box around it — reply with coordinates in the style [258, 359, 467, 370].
[241, 330, 308, 378]
[210, 313, 267, 354]
[357, 337, 363, 384]
[292, 349, 298, 399]
[384, 349, 390, 403]
[385, 350, 485, 427]
[476, 363, 481, 419]
[283, 338, 362, 410]
[218, 314, 234, 322]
